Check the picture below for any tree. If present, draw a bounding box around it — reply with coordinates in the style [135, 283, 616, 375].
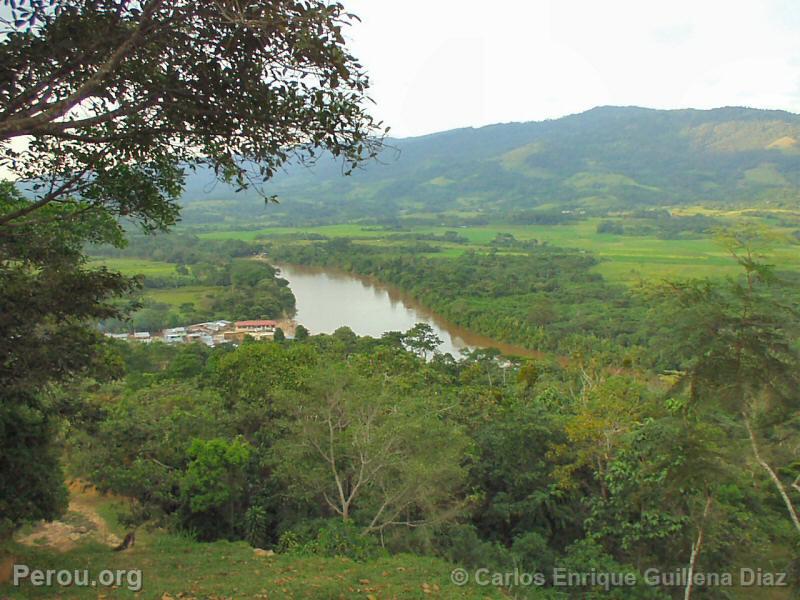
[549, 375, 647, 498]
[180, 437, 252, 540]
[295, 324, 310, 340]
[0, 0, 382, 533]
[654, 226, 800, 536]
[272, 365, 468, 538]
[402, 323, 442, 360]
[0, 389, 69, 538]
[468, 398, 577, 546]
[1, 0, 384, 230]
[0, 182, 132, 538]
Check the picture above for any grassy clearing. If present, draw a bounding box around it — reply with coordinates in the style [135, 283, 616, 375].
[197, 223, 387, 241]
[88, 259, 223, 307]
[3, 489, 499, 599]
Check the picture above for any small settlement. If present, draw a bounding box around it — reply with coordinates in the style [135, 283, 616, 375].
[105, 319, 295, 347]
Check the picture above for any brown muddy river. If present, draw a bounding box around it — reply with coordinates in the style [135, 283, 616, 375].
[274, 263, 537, 358]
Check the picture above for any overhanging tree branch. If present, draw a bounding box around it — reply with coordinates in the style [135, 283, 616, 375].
[0, 0, 165, 139]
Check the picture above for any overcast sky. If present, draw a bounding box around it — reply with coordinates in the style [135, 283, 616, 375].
[343, 0, 800, 137]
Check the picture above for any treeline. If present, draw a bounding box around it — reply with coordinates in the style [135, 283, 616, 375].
[265, 238, 649, 361]
[596, 213, 722, 239]
[65, 295, 799, 597]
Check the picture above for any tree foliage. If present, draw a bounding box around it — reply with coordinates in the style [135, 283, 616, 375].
[1, 0, 384, 232]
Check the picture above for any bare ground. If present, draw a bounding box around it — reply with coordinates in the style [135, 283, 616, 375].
[15, 480, 123, 553]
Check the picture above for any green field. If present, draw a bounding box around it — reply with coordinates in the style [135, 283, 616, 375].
[196, 218, 800, 284]
[89, 258, 222, 307]
[89, 257, 178, 277]
[145, 285, 222, 307]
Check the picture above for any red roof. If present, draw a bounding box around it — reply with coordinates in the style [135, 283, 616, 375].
[236, 320, 277, 328]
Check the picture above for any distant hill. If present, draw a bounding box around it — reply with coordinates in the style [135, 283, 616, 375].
[178, 106, 800, 227]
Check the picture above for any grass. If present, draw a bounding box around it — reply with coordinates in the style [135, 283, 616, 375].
[195, 218, 800, 284]
[197, 223, 391, 241]
[88, 258, 223, 307]
[89, 258, 179, 277]
[145, 286, 222, 307]
[1, 532, 503, 599]
[2, 500, 791, 600]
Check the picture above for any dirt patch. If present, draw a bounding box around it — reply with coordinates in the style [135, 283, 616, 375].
[15, 480, 123, 553]
[0, 555, 15, 584]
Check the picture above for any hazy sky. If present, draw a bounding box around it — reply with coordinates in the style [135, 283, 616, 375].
[343, 0, 800, 137]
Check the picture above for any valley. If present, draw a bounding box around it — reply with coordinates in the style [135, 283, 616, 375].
[5, 2, 800, 598]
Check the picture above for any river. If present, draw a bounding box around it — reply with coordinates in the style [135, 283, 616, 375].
[274, 263, 538, 357]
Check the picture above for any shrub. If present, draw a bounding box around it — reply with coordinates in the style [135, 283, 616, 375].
[278, 519, 384, 561]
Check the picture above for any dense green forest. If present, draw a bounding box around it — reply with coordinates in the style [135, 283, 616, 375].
[177, 106, 800, 228]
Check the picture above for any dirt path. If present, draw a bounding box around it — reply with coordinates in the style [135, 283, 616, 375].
[15, 480, 123, 553]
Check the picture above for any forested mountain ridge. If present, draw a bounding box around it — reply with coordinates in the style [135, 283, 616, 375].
[180, 106, 800, 226]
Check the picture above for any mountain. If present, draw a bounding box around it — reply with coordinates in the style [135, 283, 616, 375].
[178, 106, 800, 226]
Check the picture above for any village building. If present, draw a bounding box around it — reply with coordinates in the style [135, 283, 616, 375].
[104, 333, 129, 341]
[234, 319, 278, 340]
[187, 320, 232, 335]
[163, 327, 187, 343]
[186, 332, 215, 346]
[103, 318, 294, 347]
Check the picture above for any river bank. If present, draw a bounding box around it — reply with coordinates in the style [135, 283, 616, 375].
[272, 261, 542, 358]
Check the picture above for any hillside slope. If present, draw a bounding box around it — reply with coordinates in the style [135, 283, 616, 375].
[178, 106, 800, 226]
[1, 485, 502, 599]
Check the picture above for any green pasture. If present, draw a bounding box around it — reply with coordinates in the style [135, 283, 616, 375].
[89, 257, 223, 308]
[197, 222, 389, 241]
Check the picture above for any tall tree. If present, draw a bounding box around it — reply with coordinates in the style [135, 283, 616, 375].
[654, 226, 800, 536]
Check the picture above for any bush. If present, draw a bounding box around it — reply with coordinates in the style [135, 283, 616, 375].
[244, 505, 272, 548]
[512, 531, 556, 575]
[278, 519, 384, 561]
[431, 524, 513, 572]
